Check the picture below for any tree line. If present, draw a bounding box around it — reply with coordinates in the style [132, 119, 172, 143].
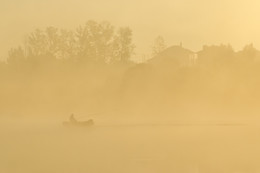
[6, 20, 134, 67]
[2, 21, 260, 117]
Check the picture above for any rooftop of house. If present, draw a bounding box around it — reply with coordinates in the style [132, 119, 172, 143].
[148, 45, 195, 65]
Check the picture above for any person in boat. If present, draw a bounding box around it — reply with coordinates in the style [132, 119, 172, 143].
[69, 114, 77, 124]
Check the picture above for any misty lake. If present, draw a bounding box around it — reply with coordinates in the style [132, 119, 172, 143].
[1, 119, 260, 173]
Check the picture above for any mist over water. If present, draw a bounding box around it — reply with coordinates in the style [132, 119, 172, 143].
[2, 38, 260, 172]
[2, 118, 260, 173]
[3, 1, 260, 172]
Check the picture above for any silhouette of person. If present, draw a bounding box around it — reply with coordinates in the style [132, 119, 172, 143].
[69, 114, 77, 123]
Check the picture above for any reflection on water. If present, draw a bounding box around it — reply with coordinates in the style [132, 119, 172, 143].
[1, 120, 260, 173]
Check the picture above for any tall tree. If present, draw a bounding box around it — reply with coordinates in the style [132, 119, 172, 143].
[7, 46, 26, 66]
[112, 27, 135, 63]
[75, 20, 114, 63]
[7, 20, 135, 65]
[152, 36, 166, 57]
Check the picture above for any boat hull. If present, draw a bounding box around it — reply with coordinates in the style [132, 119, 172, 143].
[63, 119, 94, 127]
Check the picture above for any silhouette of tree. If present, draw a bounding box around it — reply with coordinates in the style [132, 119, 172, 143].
[152, 36, 166, 57]
[58, 29, 77, 60]
[112, 27, 135, 63]
[75, 20, 115, 63]
[26, 29, 46, 57]
[26, 27, 73, 60]
[236, 44, 259, 64]
[7, 20, 135, 66]
[7, 46, 26, 66]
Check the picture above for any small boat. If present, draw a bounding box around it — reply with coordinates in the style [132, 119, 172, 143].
[63, 119, 94, 127]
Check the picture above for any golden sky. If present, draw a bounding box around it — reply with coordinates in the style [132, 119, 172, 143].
[1, 0, 260, 60]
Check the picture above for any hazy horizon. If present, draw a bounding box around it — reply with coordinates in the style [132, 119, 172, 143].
[3, 1, 260, 172]
[1, 0, 260, 60]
